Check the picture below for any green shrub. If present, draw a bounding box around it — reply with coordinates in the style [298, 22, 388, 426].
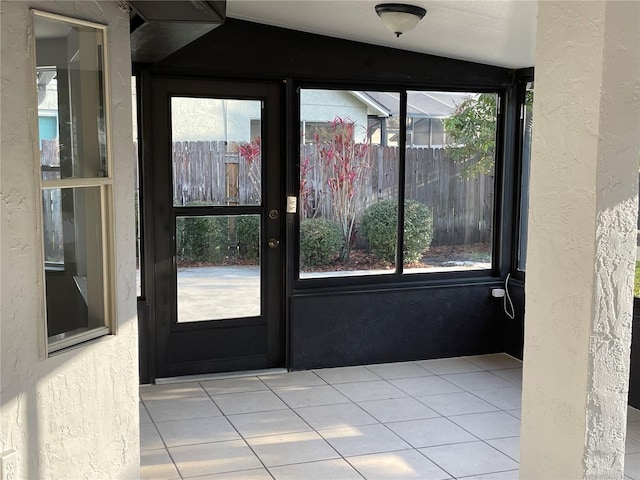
[237, 215, 260, 260]
[361, 199, 433, 263]
[300, 218, 343, 267]
[176, 215, 226, 264]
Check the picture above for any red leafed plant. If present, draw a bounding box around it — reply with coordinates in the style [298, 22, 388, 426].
[238, 136, 261, 203]
[318, 117, 371, 261]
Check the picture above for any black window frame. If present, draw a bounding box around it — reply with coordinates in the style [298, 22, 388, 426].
[510, 68, 535, 282]
[291, 81, 508, 291]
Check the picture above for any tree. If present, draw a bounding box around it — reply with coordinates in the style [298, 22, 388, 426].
[443, 93, 498, 179]
[318, 117, 371, 262]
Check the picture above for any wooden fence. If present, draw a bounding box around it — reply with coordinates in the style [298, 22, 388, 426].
[174, 141, 493, 245]
[173, 141, 261, 206]
[41, 140, 62, 262]
[301, 144, 493, 245]
[41, 139, 494, 260]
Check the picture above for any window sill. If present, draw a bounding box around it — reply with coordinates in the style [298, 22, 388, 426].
[48, 326, 110, 354]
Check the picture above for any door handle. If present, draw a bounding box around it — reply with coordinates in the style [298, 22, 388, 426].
[268, 238, 280, 249]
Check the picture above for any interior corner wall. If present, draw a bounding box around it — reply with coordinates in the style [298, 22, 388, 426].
[0, 2, 139, 478]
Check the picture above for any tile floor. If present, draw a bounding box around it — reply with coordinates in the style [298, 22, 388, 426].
[140, 354, 640, 480]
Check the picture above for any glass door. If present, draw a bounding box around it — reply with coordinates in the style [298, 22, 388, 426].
[148, 78, 283, 378]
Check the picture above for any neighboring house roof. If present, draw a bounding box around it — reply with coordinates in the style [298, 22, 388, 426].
[348, 91, 391, 117]
[360, 91, 473, 118]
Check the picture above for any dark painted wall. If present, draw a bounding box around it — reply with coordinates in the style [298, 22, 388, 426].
[290, 283, 504, 370]
[155, 19, 512, 88]
[504, 282, 525, 360]
[140, 19, 514, 374]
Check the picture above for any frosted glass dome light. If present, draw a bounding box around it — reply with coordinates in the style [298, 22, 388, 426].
[375, 3, 427, 37]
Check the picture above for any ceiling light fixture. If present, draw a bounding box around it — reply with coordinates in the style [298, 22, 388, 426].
[375, 3, 426, 38]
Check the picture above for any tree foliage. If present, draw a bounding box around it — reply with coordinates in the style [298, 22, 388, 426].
[443, 93, 497, 179]
[317, 117, 371, 262]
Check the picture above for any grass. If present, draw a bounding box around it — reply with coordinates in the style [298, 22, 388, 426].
[635, 262, 640, 297]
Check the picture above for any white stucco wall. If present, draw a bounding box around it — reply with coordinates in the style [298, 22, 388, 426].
[0, 1, 139, 479]
[521, 1, 640, 478]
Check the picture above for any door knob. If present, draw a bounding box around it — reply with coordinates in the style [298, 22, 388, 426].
[268, 238, 280, 249]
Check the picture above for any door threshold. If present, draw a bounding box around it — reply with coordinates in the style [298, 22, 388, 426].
[156, 367, 288, 385]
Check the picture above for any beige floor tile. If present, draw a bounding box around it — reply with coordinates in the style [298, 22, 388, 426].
[140, 448, 180, 480]
[390, 376, 462, 397]
[473, 388, 523, 410]
[417, 358, 484, 375]
[627, 436, 640, 454]
[439, 372, 514, 392]
[144, 395, 222, 422]
[274, 384, 350, 408]
[358, 397, 440, 423]
[626, 453, 640, 480]
[247, 431, 339, 467]
[505, 409, 521, 420]
[417, 392, 499, 417]
[140, 423, 165, 451]
[365, 362, 433, 380]
[319, 423, 410, 457]
[170, 439, 262, 478]
[629, 421, 640, 441]
[463, 354, 522, 371]
[295, 403, 378, 430]
[259, 370, 326, 389]
[486, 436, 520, 462]
[212, 390, 288, 415]
[347, 449, 450, 480]
[333, 380, 408, 402]
[156, 415, 240, 447]
[453, 469, 519, 479]
[448, 411, 520, 440]
[490, 368, 523, 387]
[228, 409, 312, 438]
[140, 403, 152, 424]
[314, 365, 382, 384]
[200, 376, 268, 395]
[183, 468, 273, 479]
[269, 458, 363, 480]
[420, 441, 518, 478]
[387, 417, 477, 448]
[140, 382, 207, 401]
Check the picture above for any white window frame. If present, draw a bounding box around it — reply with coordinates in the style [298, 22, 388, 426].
[32, 10, 116, 356]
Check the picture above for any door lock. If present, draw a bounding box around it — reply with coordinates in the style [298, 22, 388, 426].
[268, 209, 279, 220]
[268, 238, 280, 249]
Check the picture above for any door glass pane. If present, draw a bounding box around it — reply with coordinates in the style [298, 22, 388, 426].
[404, 91, 497, 273]
[176, 214, 260, 322]
[171, 97, 262, 206]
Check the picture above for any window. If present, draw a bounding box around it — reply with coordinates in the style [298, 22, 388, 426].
[517, 82, 534, 272]
[298, 88, 498, 280]
[34, 11, 114, 353]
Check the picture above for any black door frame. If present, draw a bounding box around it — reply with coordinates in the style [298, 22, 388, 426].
[141, 75, 285, 380]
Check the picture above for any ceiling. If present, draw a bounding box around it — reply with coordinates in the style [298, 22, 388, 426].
[227, 0, 537, 69]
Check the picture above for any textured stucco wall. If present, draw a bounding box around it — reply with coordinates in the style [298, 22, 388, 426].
[521, 1, 640, 478]
[0, 1, 139, 478]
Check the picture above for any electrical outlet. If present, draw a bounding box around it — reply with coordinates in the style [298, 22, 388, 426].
[0, 450, 16, 480]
